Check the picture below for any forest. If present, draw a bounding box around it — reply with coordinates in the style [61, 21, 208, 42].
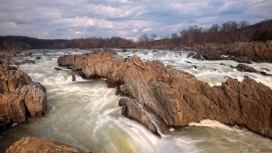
[0, 19, 271, 50]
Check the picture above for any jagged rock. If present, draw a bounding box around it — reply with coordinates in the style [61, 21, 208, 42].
[0, 66, 47, 131]
[58, 50, 272, 138]
[58, 50, 123, 78]
[6, 137, 87, 153]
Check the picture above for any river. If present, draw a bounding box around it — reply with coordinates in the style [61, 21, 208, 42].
[0, 49, 272, 153]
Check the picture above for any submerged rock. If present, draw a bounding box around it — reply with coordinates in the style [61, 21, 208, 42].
[54, 67, 63, 70]
[6, 137, 87, 153]
[236, 64, 272, 76]
[236, 64, 258, 73]
[58, 50, 272, 138]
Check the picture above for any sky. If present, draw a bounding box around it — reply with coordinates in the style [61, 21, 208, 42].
[0, 0, 271, 40]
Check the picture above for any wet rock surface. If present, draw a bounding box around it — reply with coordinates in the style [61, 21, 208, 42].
[58, 50, 272, 138]
[6, 137, 87, 153]
[235, 64, 272, 76]
[0, 66, 47, 132]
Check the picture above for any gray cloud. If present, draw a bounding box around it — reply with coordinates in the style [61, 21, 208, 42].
[0, 0, 271, 40]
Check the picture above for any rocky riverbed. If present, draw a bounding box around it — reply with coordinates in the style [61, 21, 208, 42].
[2, 48, 272, 153]
[58, 50, 272, 138]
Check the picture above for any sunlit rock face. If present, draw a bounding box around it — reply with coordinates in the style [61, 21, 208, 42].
[58, 50, 272, 138]
[0, 66, 47, 131]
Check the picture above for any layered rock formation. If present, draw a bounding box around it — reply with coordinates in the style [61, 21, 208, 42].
[0, 66, 47, 133]
[58, 51, 272, 138]
[190, 41, 272, 63]
[6, 137, 87, 153]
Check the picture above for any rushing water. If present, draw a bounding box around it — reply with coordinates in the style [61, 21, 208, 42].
[0, 48, 272, 153]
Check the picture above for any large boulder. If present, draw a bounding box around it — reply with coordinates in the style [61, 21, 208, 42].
[58, 50, 272, 138]
[0, 66, 47, 131]
[6, 137, 87, 153]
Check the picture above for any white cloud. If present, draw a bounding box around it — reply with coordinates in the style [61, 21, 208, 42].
[119, 0, 128, 3]
[142, 27, 153, 32]
[7, 22, 17, 28]
[74, 31, 82, 35]
[0, 0, 271, 39]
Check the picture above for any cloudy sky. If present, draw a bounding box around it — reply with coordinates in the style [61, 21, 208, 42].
[0, 0, 271, 40]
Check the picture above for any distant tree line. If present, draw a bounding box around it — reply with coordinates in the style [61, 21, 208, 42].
[0, 36, 134, 50]
[139, 19, 272, 48]
[65, 37, 135, 49]
[0, 19, 271, 50]
[0, 36, 67, 49]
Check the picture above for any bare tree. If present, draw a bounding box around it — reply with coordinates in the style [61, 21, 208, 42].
[0, 41, 22, 76]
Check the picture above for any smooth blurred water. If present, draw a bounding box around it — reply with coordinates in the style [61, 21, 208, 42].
[0, 49, 272, 153]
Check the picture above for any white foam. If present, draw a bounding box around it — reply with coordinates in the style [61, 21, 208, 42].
[189, 119, 233, 131]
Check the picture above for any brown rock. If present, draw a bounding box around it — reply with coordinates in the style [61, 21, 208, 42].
[58, 50, 272, 138]
[21, 83, 47, 118]
[6, 137, 87, 153]
[0, 66, 47, 132]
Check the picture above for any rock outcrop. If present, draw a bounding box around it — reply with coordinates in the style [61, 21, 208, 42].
[6, 137, 87, 153]
[58, 50, 272, 138]
[191, 41, 272, 63]
[0, 66, 47, 132]
[235, 64, 272, 76]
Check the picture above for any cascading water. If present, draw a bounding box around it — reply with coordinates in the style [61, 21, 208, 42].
[0, 49, 272, 153]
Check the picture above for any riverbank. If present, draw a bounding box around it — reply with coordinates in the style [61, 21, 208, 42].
[185, 41, 272, 63]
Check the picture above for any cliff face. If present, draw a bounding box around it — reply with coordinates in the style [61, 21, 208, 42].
[0, 66, 47, 133]
[58, 50, 272, 138]
[188, 41, 272, 63]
